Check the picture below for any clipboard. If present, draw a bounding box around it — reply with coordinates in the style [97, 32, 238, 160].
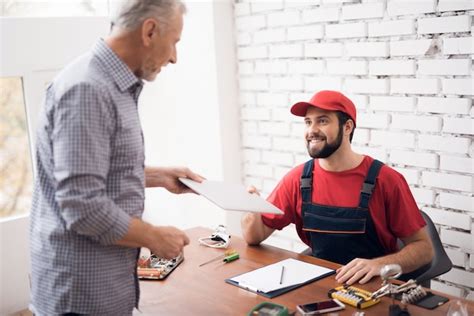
[179, 178, 283, 214]
[225, 258, 335, 298]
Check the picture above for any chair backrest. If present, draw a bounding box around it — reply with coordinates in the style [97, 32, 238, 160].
[399, 210, 453, 288]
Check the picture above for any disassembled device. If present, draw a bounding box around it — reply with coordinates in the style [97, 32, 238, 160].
[137, 253, 184, 280]
[247, 302, 289, 316]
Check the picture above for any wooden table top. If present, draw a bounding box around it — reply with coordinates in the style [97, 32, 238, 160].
[139, 227, 474, 315]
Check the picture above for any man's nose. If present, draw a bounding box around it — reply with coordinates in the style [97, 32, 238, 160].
[307, 123, 320, 133]
[169, 49, 177, 64]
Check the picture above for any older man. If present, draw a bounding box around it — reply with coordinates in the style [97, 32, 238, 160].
[241, 90, 433, 286]
[29, 1, 200, 315]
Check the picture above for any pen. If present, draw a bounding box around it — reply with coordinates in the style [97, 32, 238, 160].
[279, 265, 285, 284]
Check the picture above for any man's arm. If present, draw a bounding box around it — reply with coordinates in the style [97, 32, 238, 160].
[335, 227, 434, 285]
[116, 218, 189, 259]
[241, 213, 275, 245]
[145, 166, 204, 193]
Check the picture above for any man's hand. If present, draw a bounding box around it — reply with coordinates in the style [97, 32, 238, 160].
[335, 258, 383, 285]
[247, 185, 260, 196]
[335, 228, 433, 285]
[146, 226, 190, 259]
[116, 218, 189, 259]
[241, 185, 276, 245]
[145, 166, 204, 193]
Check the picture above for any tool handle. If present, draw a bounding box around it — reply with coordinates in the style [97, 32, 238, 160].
[223, 253, 240, 263]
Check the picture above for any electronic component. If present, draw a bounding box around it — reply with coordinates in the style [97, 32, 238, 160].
[328, 285, 380, 309]
[137, 253, 184, 280]
[247, 302, 289, 316]
[396, 287, 449, 309]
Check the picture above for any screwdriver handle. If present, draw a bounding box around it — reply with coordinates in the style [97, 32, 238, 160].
[223, 252, 240, 263]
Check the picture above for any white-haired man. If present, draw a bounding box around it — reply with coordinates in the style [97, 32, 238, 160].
[29, 1, 201, 315]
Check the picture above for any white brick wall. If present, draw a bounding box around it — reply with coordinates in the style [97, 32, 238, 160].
[423, 207, 471, 231]
[418, 15, 471, 34]
[369, 60, 415, 75]
[368, 19, 415, 37]
[418, 134, 471, 154]
[417, 97, 471, 115]
[342, 3, 385, 20]
[417, 59, 471, 76]
[438, 0, 474, 12]
[305, 42, 343, 57]
[391, 78, 440, 95]
[442, 79, 474, 95]
[234, 0, 473, 297]
[325, 22, 367, 39]
[370, 96, 415, 112]
[346, 41, 389, 57]
[443, 36, 474, 55]
[391, 114, 441, 132]
[390, 39, 436, 56]
[387, 0, 436, 16]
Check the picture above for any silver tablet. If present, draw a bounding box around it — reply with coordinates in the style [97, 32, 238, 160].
[179, 178, 284, 214]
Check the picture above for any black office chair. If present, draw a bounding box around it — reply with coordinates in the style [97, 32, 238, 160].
[398, 210, 453, 288]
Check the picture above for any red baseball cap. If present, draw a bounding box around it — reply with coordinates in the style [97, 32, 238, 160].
[290, 90, 356, 125]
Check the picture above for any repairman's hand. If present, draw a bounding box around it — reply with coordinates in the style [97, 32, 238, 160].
[247, 185, 260, 196]
[335, 258, 383, 285]
[145, 166, 205, 194]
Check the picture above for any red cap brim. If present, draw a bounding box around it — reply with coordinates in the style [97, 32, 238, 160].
[290, 102, 313, 117]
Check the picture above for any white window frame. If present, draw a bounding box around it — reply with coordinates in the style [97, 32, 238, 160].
[0, 16, 108, 315]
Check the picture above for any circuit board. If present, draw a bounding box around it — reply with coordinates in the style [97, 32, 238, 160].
[137, 253, 184, 280]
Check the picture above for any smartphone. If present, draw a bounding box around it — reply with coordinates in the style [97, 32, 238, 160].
[296, 299, 345, 315]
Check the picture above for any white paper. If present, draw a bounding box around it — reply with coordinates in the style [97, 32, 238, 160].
[179, 178, 283, 214]
[230, 258, 334, 293]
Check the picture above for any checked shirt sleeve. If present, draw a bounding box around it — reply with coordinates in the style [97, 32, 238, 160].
[52, 82, 131, 245]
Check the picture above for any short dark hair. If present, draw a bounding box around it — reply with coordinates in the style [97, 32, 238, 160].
[336, 111, 355, 143]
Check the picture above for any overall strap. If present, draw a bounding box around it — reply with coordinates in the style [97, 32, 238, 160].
[359, 159, 384, 209]
[301, 159, 314, 204]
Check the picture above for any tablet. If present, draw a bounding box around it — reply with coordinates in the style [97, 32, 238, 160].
[179, 178, 284, 214]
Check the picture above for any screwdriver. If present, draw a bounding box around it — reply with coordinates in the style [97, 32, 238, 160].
[223, 252, 239, 263]
[199, 249, 238, 267]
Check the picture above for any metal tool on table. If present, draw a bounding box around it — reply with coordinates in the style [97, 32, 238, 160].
[371, 264, 417, 300]
[371, 264, 416, 316]
[328, 284, 380, 309]
[199, 249, 239, 267]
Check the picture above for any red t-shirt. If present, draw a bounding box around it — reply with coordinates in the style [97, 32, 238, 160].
[261, 156, 425, 254]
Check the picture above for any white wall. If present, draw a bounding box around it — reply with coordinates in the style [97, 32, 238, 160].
[233, 0, 473, 298]
[140, 0, 242, 234]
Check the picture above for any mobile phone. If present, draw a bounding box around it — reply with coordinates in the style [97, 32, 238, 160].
[296, 298, 345, 315]
[414, 292, 449, 309]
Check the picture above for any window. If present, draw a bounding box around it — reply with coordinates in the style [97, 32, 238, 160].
[0, 0, 109, 17]
[0, 77, 33, 218]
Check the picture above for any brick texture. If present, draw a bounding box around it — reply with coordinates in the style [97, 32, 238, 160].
[233, 0, 473, 297]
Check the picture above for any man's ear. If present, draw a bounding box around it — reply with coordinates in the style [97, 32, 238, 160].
[141, 18, 160, 47]
[344, 119, 355, 135]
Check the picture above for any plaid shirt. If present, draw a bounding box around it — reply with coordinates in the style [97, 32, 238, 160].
[30, 39, 145, 315]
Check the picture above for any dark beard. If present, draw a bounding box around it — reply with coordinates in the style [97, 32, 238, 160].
[307, 126, 343, 159]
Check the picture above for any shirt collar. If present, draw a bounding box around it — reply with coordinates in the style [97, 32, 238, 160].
[93, 39, 144, 93]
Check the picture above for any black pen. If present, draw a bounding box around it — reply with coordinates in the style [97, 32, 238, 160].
[279, 265, 285, 284]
